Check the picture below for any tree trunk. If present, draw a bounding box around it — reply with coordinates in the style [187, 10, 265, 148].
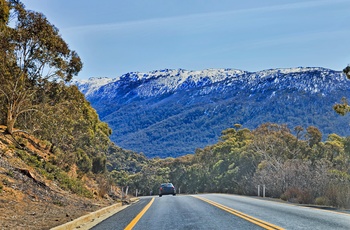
[6, 108, 16, 134]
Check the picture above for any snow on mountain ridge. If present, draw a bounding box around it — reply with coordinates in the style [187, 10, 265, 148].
[73, 67, 350, 158]
[255, 67, 333, 75]
[119, 68, 246, 82]
[132, 68, 248, 97]
[75, 67, 343, 98]
[75, 68, 247, 97]
[73, 77, 114, 96]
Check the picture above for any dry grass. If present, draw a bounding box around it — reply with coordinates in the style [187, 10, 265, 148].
[0, 126, 117, 229]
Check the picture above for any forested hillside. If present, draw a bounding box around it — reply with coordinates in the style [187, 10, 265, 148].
[0, 1, 142, 228]
[0, 0, 112, 177]
[75, 68, 350, 158]
[121, 123, 350, 208]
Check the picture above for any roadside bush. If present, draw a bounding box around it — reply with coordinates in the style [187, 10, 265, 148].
[281, 187, 300, 203]
[327, 183, 350, 209]
[54, 171, 93, 198]
[95, 174, 111, 198]
[296, 190, 313, 204]
[280, 193, 288, 201]
[282, 187, 313, 204]
[315, 196, 330, 206]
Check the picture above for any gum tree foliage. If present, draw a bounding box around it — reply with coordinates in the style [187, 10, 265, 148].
[334, 65, 350, 115]
[0, 0, 9, 26]
[121, 123, 350, 208]
[0, 1, 113, 175]
[344, 65, 350, 79]
[23, 83, 112, 174]
[0, 0, 82, 134]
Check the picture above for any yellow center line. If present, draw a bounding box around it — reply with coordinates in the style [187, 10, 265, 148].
[193, 196, 284, 230]
[124, 197, 155, 230]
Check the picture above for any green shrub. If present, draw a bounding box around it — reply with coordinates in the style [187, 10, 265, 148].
[92, 156, 106, 174]
[280, 193, 287, 201]
[54, 171, 93, 198]
[52, 199, 65, 207]
[16, 137, 28, 146]
[315, 196, 330, 206]
[39, 140, 52, 150]
[6, 170, 14, 178]
[2, 178, 10, 186]
[76, 149, 92, 173]
[16, 150, 42, 168]
[16, 149, 92, 198]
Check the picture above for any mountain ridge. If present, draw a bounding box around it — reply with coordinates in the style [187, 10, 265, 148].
[74, 67, 350, 158]
[76, 67, 341, 97]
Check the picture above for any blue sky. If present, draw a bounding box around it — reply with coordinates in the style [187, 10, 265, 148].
[21, 0, 350, 80]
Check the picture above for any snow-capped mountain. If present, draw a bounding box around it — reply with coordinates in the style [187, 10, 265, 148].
[74, 67, 350, 158]
[74, 77, 114, 96]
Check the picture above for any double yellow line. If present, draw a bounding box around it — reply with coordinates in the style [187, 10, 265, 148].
[124, 196, 284, 230]
[194, 196, 284, 230]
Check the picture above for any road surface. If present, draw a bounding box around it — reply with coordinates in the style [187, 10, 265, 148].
[91, 194, 350, 230]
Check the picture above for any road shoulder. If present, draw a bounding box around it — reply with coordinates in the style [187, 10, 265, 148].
[51, 198, 139, 230]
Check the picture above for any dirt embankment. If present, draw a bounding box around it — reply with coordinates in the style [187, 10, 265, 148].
[0, 127, 117, 229]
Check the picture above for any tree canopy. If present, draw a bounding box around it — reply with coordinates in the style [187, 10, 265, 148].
[115, 123, 350, 208]
[333, 66, 350, 115]
[0, 0, 112, 177]
[0, 0, 82, 134]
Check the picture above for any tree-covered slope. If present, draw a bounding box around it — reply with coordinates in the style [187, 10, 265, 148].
[75, 67, 350, 158]
[124, 123, 350, 208]
[0, 1, 146, 228]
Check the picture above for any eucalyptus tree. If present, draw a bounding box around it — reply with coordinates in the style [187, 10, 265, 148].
[0, 0, 9, 27]
[0, 0, 82, 134]
[344, 65, 350, 79]
[333, 65, 350, 115]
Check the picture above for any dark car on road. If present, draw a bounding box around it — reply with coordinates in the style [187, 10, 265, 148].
[159, 183, 176, 197]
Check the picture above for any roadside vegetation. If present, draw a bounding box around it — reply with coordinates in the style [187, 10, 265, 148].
[0, 0, 119, 200]
[121, 122, 350, 209]
[0, 4, 349, 229]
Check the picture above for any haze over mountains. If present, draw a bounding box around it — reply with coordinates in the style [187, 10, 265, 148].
[74, 67, 350, 158]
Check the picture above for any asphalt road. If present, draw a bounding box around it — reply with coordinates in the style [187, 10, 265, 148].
[91, 194, 350, 230]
